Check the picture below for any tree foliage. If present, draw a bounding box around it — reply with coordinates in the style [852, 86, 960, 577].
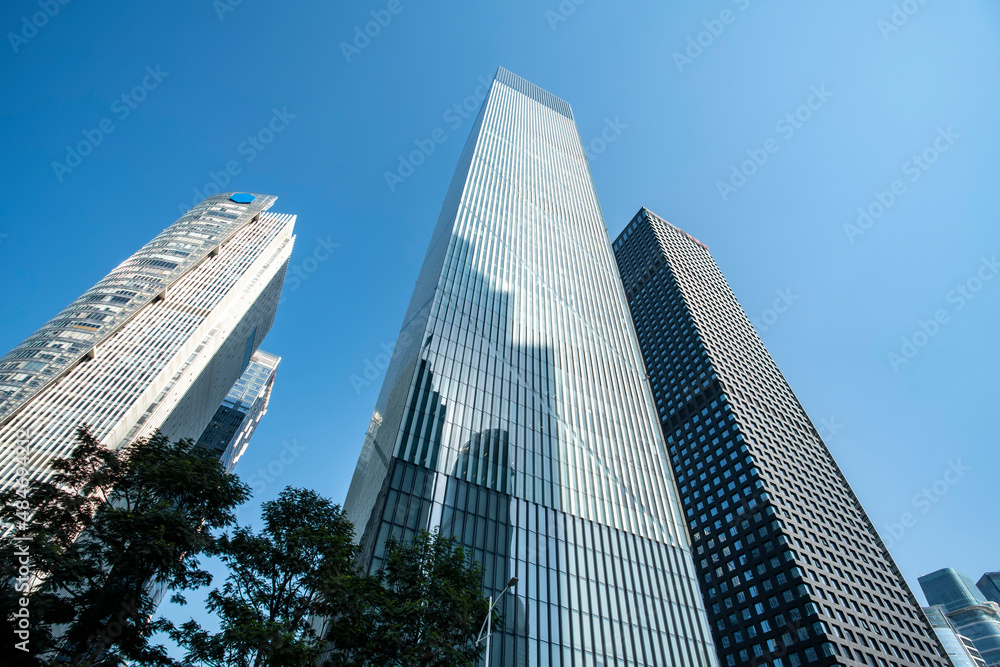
[342, 529, 492, 667]
[1, 426, 494, 666]
[171, 487, 362, 667]
[173, 494, 493, 667]
[0, 427, 249, 666]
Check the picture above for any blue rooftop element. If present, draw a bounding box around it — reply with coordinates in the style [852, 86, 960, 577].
[230, 193, 254, 204]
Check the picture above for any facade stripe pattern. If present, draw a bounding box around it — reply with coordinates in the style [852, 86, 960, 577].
[344, 69, 717, 667]
[0, 194, 294, 498]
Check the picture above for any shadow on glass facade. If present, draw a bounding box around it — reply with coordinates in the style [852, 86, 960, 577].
[342, 69, 717, 666]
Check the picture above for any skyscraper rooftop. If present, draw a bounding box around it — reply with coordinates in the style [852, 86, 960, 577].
[341, 68, 718, 666]
[0, 193, 294, 497]
[614, 207, 948, 667]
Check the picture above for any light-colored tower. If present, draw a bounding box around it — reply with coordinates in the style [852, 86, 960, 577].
[343, 68, 718, 666]
[0, 193, 294, 496]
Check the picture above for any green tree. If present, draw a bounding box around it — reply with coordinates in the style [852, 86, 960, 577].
[0, 427, 249, 666]
[345, 529, 493, 667]
[171, 489, 494, 667]
[171, 487, 363, 667]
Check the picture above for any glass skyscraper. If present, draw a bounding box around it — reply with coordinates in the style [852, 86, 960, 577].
[923, 605, 987, 667]
[195, 349, 280, 473]
[920, 568, 1000, 666]
[0, 193, 294, 497]
[343, 68, 718, 666]
[612, 208, 948, 666]
[979, 573, 1000, 607]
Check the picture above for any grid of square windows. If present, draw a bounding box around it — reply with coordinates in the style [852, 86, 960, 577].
[613, 208, 948, 667]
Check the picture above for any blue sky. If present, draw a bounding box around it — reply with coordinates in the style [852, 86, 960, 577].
[2, 0, 998, 639]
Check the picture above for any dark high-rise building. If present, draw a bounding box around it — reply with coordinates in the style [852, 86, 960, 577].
[612, 208, 947, 667]
[195, 349, 280, 473]
[920, 568, 1000, 666]
[341, 70, 718, 666]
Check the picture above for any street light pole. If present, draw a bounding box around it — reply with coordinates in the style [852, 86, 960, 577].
[476, 576, 517, 667]
[485, 593, 493, 667]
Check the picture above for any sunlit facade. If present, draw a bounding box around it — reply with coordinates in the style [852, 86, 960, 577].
[0, 193, 294, 497]
[343, 68, 718, 666]
[613, 208, 948, 667]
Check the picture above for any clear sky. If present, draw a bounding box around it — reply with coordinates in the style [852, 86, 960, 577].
[2, 0, 998, 639]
